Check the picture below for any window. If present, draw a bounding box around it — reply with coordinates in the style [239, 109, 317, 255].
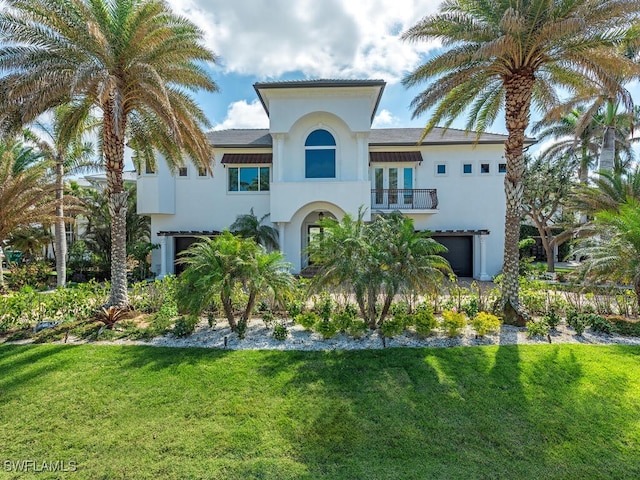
[305, 129, 336, 178]
[498, 163, 507, 173]
[372, 166, 414, 206]
[480, 163, 490, 174]
[436, 164, 446, 175]
[145, 162, 156, 174]
[198, 167, 207, 177]
[228, 166, 270, 192]
[178, 167, 188, 177]
[463, 163, 472, 174]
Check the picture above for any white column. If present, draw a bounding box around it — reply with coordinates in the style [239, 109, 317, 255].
[478, 234, 490, 281]
[356, 132, 367, 181]
[158, 235, 167, 278]
[272, 133, 285, 182]
[278, 222, 286, 254]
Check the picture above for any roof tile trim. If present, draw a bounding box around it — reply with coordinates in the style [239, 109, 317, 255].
[369, 151, 423, 163]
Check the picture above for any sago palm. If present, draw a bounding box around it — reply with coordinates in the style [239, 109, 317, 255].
[230, 208, 280, 251]
[0, 0, 218, 306]
[402, 0, 639, 324]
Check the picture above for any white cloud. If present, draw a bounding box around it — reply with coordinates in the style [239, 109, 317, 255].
[167, 0, 441, 82]
[372, 109, 399, 128]
[212, 100, 269, 130]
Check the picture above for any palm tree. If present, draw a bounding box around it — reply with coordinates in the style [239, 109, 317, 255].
[308, 209, 450, 329]
[402, 0, 639, 324]
[177, 231, 293, 333]
[571, 168, 640, 217]
[0, 0, 218, 307]
[0, 140, 58, 289]
[26, 106, 99, 287]
[230, 208, 280, 251]
[573, 198, 640, 304]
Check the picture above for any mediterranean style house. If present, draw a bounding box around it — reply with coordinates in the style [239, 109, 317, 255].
[138, 79, 531, 280]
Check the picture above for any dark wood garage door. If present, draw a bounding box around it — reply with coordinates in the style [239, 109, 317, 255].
[434, 236, 473, 277]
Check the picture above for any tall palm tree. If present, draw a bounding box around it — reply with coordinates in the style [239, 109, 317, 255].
[26, 106, 99, 287]
[230, 208, 280, 251]
[571, 167, 640, 217]
[0, 140, 58, 289]
[402, 0, 639, 324]
[0, 0, 218, 306]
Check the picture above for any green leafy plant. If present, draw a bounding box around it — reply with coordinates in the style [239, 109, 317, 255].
[314, 318, 338, 340]
[441, 309, 467, 337]
[380, 316, 405, 338]
[286, 301, 304, 319]
[347, 319, 369, 339]
[272, 322, 288, 341]
[462, 297, 479, 319]
[471, 312, 502, 337]
[295, 312, 319, 330]
[543, 308, 562, 330]
[173, 316, 198, 338]
[261, 310, 275, 328]
[526, 321, 550, 338]
[413, 304, 438, 337]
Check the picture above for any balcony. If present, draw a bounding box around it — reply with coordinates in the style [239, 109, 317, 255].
[371, 189, 438, 211]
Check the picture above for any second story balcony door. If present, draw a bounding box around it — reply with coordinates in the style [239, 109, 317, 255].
[373, 167, 414, 208]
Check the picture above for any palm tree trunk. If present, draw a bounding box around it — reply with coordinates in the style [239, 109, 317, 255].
[54, 160, 67, 287]
[103, 95, 129, 307]
[599, 125, 615, 172]
[221, 292, 236, 330]
[0, 249, 4, 290]
[501, 70, 535, 326]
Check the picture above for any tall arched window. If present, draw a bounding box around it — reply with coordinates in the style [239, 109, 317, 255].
[305, 129, 336, 178]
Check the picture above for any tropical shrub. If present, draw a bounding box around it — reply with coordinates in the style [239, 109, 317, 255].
[441, 309, 467, 337]
[462, 297, 479, 319]
[526, 321, 549, 338]
[272, 322, 288, 341]
[261, 310, 275, 328]
[173, 316, 198, 338]
[413, 304, 438, 337]
[314, 318, 338, 340]
[543, 308, 561, 330]
[380, 316, 405, 338]
[295, 312, 320, 330]
[471, 312, 501, 337]
[7, 261, 54, 290]
[347, 319, 369, 339]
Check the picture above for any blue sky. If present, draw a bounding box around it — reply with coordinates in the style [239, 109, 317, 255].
[168, 0, 452, 132]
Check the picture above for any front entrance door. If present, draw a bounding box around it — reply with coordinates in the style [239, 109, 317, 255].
[307, 225, 323, 265]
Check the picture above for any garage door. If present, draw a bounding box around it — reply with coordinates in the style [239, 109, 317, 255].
[433, 236, 473, 277]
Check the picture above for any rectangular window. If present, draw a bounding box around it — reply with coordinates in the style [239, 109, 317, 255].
[403, 168, 413, 205]
[198, 167, 207, 177]
[480, 163, 490, 174]
[178, 167, 188, 177]
[374, 168, 384, 204]
[498, 163, 507, 173]
[463, 164, 472, 174]
[389, 168, 398, 204]
[436, 164, 446, 175]
[228, 166, 270, 192]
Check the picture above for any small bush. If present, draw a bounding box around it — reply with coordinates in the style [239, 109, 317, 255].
[462, 297, 479, 319]
[607, 316, 640, 336]
[471, 312, 501, 337]
[441, 309, 467, 337]
[314, 319, 338, 339]
[314, 294, 334, 321]
[286, 301, 304, 318]
[526, 321, 549, 338]
[413, 304, 438, 337]
[380, 316, 405, 338]
[261, 310, 275, 328]
[543, 308, 561, 330]
[206, 312, 216, 329]
[347, 320, 368, 339]
[587, 314, 613, 334]
[333, 311, 354, 332]
[295, 312, 319, 330]
[272, 322, 288, 341]
[173, 316, 198, 337]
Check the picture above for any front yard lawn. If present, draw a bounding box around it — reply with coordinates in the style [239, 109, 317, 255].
[1, 344, 639, 479]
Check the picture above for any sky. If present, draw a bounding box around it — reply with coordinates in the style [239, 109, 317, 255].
[165, 0, 450, 133]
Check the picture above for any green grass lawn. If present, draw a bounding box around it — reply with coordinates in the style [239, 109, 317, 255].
[1, 344, 639, 479]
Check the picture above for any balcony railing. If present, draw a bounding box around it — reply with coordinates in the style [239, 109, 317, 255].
[371, 189, 438, 210]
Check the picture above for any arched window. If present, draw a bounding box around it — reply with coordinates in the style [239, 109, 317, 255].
[305, 129, 336, 178]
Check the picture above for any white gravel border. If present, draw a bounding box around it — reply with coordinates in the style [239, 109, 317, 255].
[30, 317, 640, 350]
